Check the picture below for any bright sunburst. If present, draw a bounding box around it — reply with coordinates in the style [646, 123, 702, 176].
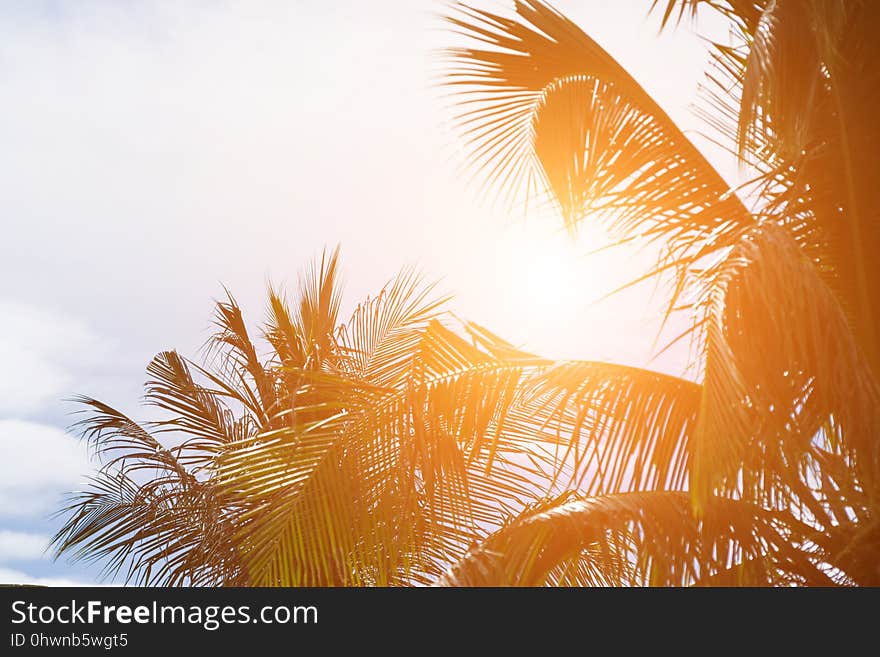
[486, 218, 606, 352]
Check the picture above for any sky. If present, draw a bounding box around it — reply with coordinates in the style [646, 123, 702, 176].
[0, 0, 736, 585]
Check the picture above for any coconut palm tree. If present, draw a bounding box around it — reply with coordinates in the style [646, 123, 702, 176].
[53, 0, 879, 587]
[54, 244, 816, 586]
[50, 248, 544, 585]
[437, 0, 880, 585]
[53, 247, 696, 585]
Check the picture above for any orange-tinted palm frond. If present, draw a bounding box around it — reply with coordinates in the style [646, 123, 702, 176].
[295, 245, 343, 369]
[443, 0, 751, 255]
[437, 490, 832, 586]
[691, 224, 880, 532]
[216, 314, 548, 585]
[735, 1, 880, 371]
[514, 362, 700, 495]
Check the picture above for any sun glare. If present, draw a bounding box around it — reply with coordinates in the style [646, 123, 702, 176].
[483, 217, 613, 355]
[512, 238, 585, 312]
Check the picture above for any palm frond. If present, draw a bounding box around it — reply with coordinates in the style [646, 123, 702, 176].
[216, 315, 547, 585]
[442, 0, 751, 254]
[294, 245, 343, 369]
[336, 267, 448, 383]
[69, 396, 194, 480]
[691, 223, 880, 523]
[144, 351, 248, 468]
[733, 0, 880, 372]
[203, 292, 276, 431]
[650, 0, 763, 33]
[437, 490, 832, 586]
[513, 361, 700, 495]
[51, 400, 241, 585]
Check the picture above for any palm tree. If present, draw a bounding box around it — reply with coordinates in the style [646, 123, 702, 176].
[437, 0, 880, 585]
[51, 248, 542, 585]
[53, 0, 879, 587]
[54, 245, 809, 586]
[55, 248, 694, 585]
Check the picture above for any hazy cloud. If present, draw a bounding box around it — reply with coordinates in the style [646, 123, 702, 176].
[0, 530, 50, 561]
[0, 301, 104, 416]
[0, 420, 93, 517]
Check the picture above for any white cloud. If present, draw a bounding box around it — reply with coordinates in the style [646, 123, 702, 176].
[0, 566, 94, 587]
[0, 530, 49, 561]
[0, 1, 732, 377]
[0, 301, 102, 416]
[0, 420, 93, 517]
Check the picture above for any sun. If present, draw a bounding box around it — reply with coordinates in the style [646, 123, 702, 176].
[463, 212, 651, 362]
[516, 245, 582, 312]
[481, 218, 609, 355]
[498, 220, 600, 307]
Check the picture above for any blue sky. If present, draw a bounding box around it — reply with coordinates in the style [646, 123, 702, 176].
[0, 0, 735, 585]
